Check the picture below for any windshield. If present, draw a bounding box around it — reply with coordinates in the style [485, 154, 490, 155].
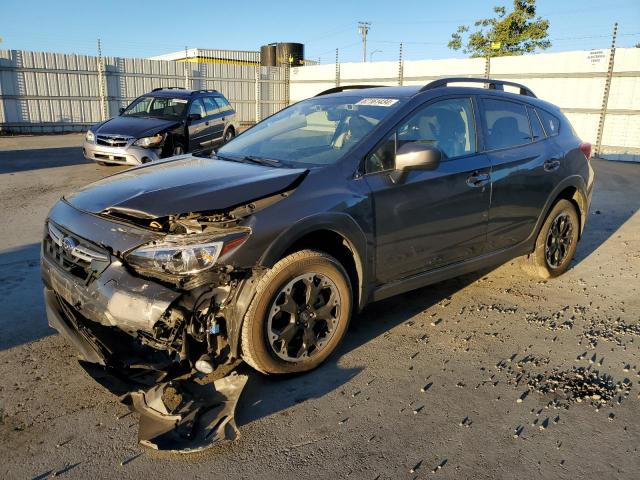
[121, 96, 188, 119]
[217, 95, 404, 167]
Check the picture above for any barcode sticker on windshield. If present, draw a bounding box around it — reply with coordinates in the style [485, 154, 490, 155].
[355, 98, 399, 107]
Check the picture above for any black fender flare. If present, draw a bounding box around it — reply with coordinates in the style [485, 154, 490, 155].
[225, 213, 370, 357]
[530, 175, 589, 246]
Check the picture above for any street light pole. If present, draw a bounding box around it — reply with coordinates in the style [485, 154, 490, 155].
[358, 21, 371, 62]
[370, 49, 382, 62]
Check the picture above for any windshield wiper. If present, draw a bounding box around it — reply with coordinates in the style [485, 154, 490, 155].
[241, 155, 283, 167]
[214, 153, 284, 167]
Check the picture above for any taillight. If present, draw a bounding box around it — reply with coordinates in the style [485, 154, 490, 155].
[579, 142, 592, 161]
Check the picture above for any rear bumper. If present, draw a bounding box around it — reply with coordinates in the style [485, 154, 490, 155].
[83, 140, 161, 165]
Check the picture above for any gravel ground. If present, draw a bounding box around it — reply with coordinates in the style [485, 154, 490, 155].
[0, 135, 638, 479]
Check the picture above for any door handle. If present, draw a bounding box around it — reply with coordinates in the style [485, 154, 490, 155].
[221, 117, 225, 121]
[466, 172, 490, 188]
[544, 158, 561, 172]
[205, 121, 210, 126]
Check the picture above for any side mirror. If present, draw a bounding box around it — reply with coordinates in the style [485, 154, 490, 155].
[118, 107, 125, 115]
[187, 113, 202, 123]
[390, 143, 442, 183]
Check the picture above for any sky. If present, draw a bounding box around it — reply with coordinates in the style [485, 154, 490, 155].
[1, 0, 639, 63]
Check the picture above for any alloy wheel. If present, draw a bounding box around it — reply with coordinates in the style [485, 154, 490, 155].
[267, 273, 341, 362]
[545, 213, 574, 269]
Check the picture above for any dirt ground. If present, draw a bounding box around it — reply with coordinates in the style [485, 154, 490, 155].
[0, 134, 638, 479]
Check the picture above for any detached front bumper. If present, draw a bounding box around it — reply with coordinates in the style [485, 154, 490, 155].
[83, 139, 161, 166]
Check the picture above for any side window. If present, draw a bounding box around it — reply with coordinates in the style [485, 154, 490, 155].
[537, 108, 560, 137]
[215, 96, 233, 112]
[366, 97, 476, 174]
[367, 131, 396, 173]
[482, 98, 532, 150]
[202, 97, 220, 117]
[188, 99, 206, 118]
[527, 106, 545, 141]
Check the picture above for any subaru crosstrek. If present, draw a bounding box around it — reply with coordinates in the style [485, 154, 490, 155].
[83, 87, 238, 166]
[42, 78, 594, 443]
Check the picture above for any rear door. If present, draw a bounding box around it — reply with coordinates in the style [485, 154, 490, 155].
[187, 99, 208, 152]
[202, 96, 225, 145]
[480, 97, 561, 252]
[365, 96, 492, 284]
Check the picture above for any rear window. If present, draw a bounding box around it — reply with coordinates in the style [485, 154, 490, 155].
[537, 108, 560, 136]
[482, 98, 532, 150]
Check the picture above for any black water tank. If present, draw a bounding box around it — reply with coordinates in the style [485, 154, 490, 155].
[260, 44, 277, 66]
[275, 43, 305, 66]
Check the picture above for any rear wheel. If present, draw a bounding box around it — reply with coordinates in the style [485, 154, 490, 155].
[522, 199, 579, 279]
[241, 250, 352, 374]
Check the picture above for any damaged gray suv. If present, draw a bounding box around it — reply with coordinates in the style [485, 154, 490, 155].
[42, 78, 594, 449]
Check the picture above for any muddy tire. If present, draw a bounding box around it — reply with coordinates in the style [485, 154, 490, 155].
[522, 199, 579, 279]
[241, 249, 352, 375]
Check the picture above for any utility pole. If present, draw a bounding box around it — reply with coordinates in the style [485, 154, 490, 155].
[96, 38, 107, 121]
[358, 21, 371, 63]
[595, 22, 618, 157]
[398, 43, 404, 86]
[184, 45, 190, 89]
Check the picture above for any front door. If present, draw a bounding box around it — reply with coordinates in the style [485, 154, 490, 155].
[364, 96, 492, 284]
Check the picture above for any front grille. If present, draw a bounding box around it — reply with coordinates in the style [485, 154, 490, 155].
[94, 153, 127, 162]
[43, 222, 110, 281]
[96, 134, 132, 148]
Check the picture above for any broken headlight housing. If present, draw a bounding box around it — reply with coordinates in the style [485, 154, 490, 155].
[125, 230, 249, 277]
[134, 133, 165, 148]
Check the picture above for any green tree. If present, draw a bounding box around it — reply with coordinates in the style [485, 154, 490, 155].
[448, 0, 551, 58]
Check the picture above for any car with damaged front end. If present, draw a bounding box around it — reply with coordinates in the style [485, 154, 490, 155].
[42, 78, 594, 451]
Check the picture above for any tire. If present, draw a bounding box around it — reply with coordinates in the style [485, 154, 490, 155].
[172, 143, 185, 156]
[522, 199, 579, 279]
[241, 249, 353, 375]
[223, 128, 234, 144]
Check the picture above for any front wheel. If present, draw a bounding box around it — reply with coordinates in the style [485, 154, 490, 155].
[223, 128, 235, 144]
[522, 199, 579, 279]
[241, 250, 352, 374]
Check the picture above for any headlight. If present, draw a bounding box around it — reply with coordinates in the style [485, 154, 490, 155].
[85, 130, 95, 143]
[134, 133, 165, 148]
[125, 231, 249, 277]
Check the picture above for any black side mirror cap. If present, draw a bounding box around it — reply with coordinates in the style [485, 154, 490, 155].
[187, 113, 202, 123]
[118, 107, 125, 114]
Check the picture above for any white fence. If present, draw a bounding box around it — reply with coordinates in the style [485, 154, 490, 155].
[290, 48, 640, 162]
[1, 48, 640, 161]
[0, 50, 288, 132]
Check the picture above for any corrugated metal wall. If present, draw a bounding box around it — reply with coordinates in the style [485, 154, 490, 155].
[0, 50, 288, 132]
[290, 48, 640, 161]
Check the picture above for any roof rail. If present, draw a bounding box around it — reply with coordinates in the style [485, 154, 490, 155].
[315, 85, 387, 96]
[151, 86, 187, 92]
[420, 77, 537, 98]
[191, 89, 219, 95]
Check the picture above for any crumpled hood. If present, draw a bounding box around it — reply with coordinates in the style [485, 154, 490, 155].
[94, 116, 181, 138]
[66, 156, 308, 218]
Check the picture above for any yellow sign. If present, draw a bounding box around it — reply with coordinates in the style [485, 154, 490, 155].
[490, 41, 502, 50]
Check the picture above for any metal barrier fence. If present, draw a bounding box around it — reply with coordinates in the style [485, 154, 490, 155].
[291, 47, 640, 162]
[0, 50, 288, 133]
